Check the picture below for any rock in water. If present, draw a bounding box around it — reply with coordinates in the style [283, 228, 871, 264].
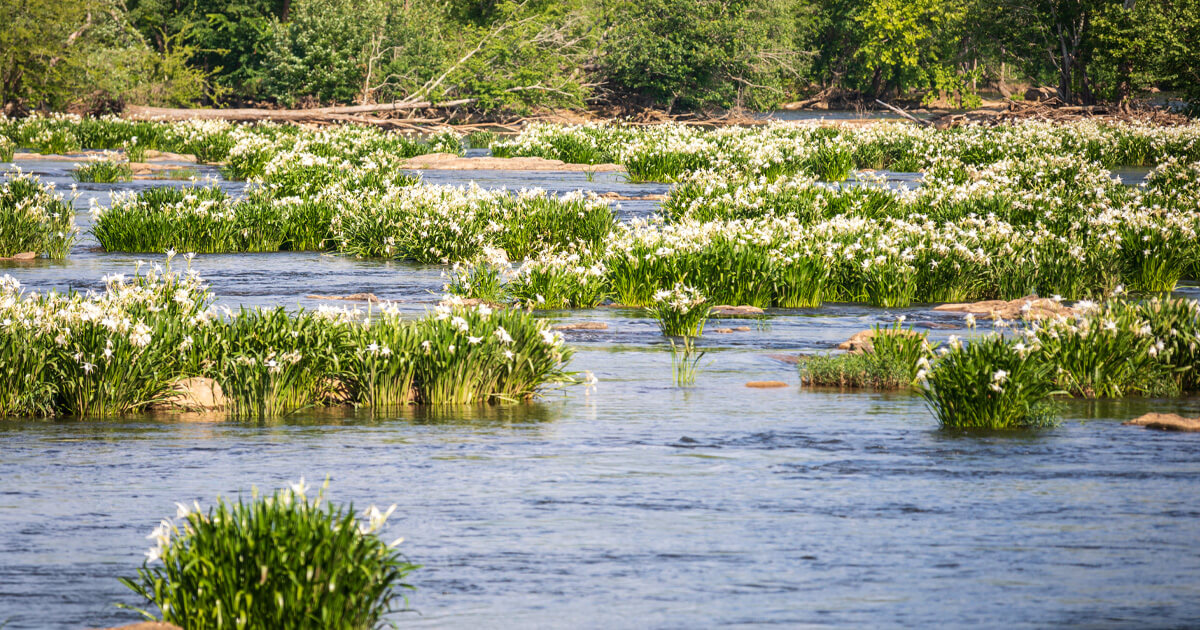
[307, 293, 381, 302]
[1123, 413, 1200, 432]
[710, 305, 765, 317]
[933, 296, 1073, 321]
[552, 322, 609, 331]
[837, 328, 922, 354]
[161, 377, 226, 411]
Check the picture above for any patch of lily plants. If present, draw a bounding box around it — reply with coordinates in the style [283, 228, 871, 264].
[807, 296, 1200, 429]
[72, 152, 134, 183]
[0, 169, 77, 258]
[446, 150, 1197, 310]
[0, 258, 575, 419]
[491, 119, 1200, 182]
[0, 113, 462, 169]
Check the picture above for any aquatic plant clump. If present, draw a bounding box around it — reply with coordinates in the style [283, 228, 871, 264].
[494, 120, 1200, 182]
[0, 169, 77, 259]
[121, 479, 418, 629]
[71, 153, 134, 183]
[0, 261, 575, 419]
[800, 322, 935, 389]
[648, 283, 710, 337]
[920, 334, 1060, 430]
[334, 186, 616, 263]
[93, 184, 289, 254]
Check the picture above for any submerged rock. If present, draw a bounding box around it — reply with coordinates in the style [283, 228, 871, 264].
[552, 322, 608, 331]
[307, 292, 381, 303]
[745, 381, 790, 388]
[597, 191, 666, 201]
[933, 296, 1073, 320]
[1123, 413, 1200, 432]
[0, 252, 37, 260]
[97, 623, 183, 630]
[161, 377, 225, 411]
[711, 326, 752, 334]
[403, 152, 622, 172]
[766, 353, 802, 364]
[710, 305, 765, 317]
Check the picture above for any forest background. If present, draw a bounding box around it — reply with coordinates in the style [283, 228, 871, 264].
[1, 0, 1197, 116]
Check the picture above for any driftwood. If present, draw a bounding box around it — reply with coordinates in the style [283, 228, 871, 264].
[874, 99, 931, 126]
[123, 99, 476, 124]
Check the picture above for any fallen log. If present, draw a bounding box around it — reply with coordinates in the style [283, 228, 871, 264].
[874, 99, 931, 126]
[123, 99, 477, 123]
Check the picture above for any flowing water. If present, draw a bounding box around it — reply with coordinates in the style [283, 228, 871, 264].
[0, 155, 1197, 629]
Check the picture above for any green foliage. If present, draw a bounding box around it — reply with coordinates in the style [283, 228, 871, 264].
[0, 261, 576, 418]
[647, 283, 711, 337]
[0, 0, 213, 109]
[800, 321, 934, 389]
[598, 0, 808, 110]
[0, 169, 77, 259]
[72, 155, 134, 183]
[120, 480, 418, 629]
[921, 334, 1060, 430]
[800, 350, 912, 389]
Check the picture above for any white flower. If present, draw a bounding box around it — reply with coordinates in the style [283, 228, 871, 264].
[964, 313, 976, 329]
[289, 477, 309, 497]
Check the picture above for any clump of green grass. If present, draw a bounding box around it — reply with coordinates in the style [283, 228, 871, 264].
[1033, 299, 1180, 398]
[122, 135, 148, 162]
[506, 250, 608, 309]
[121, 479, 418, 629]
[467, 130, 497, 149]
[0, 169, 77, 259]
[800, 321, 934, 389]
[31, 127, 80, 155]
[94, 184, 287, 253]
[800, 351, 913, 389]
[443, 248, 510, 304]
[427, 129, 464, 155]
[648, 283, 710, 337]
[921, 334, 1060, 430]
[72, 154, 134, 183]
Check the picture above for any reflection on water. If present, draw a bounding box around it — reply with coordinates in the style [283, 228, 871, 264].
[0, 155, 1197, 629]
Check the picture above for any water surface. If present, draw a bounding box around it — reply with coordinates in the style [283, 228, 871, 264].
[0, 157, 1197, 629]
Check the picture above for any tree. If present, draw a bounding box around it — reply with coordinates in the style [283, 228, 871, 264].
[597, 0, 809, 111]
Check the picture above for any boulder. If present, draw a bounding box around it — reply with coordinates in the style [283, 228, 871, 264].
[745, 381, 789, 388]
[710, 304, 765, 317]
[1123, 413, 1200, 432]
[552, 322, 608, 331]
[161, 377, 225, 411]
[934, 296, 1073, 321]
[837, 328, 922, 354]
[307, 292, 381, 303]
